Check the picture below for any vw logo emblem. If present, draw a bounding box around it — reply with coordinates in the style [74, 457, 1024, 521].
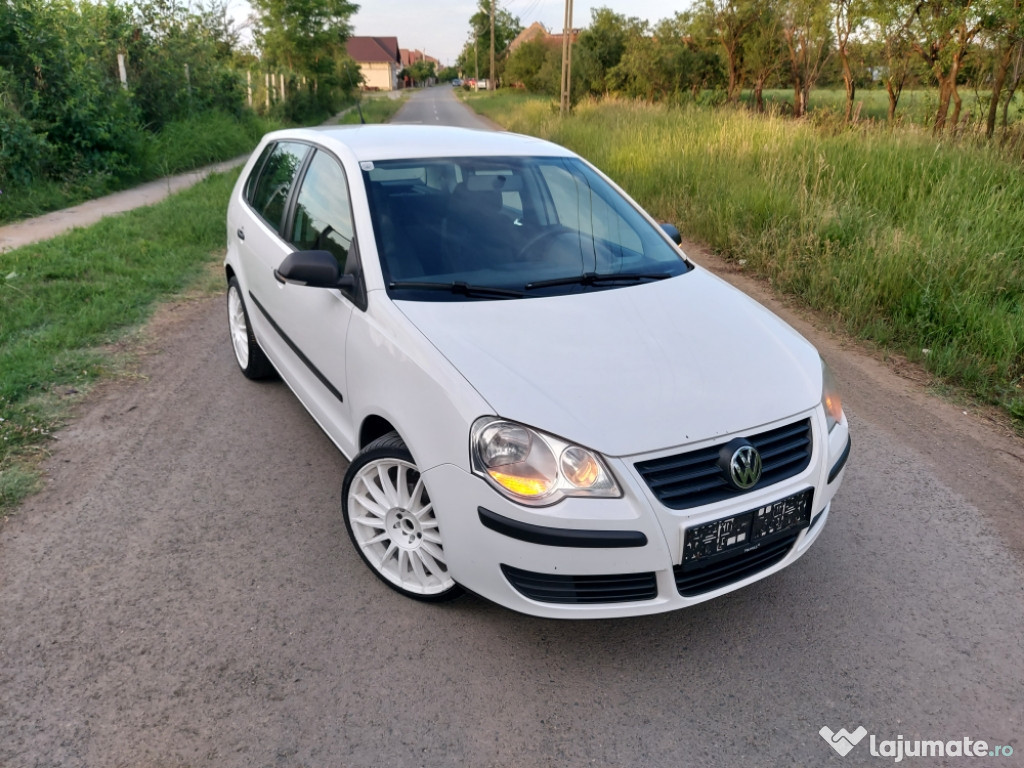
[730, 445, 762, 489]
[717, 439, 763, 491]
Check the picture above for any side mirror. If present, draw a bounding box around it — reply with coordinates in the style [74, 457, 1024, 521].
[275, 250, 356, 290]
[660, 223, 682, 245]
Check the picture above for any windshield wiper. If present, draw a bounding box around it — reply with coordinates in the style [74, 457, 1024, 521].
[524, 272, 673, 291]
[388, 281, 525, 299]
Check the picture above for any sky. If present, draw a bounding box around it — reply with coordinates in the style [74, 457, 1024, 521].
[348, 0, 696, 67]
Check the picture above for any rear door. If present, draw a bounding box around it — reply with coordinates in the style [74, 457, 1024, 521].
[236, 141, 361, 453]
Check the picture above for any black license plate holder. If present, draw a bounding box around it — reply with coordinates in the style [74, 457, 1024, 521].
[681, 488, 813, 567]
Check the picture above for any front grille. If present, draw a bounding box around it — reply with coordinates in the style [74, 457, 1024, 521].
[501, 565, 658, 604]
[674, 532, 799, 596]
[635, 418, 812, 510]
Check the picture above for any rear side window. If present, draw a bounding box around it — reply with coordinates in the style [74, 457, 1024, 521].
[248, 141, 309, 233]
[289, 150, 355, 269]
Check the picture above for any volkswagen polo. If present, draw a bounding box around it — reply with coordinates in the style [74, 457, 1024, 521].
[224, 124, 851, 618]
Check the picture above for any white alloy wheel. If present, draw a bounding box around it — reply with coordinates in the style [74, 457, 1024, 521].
[227, 283, 250, 369]
[226, 277, 274, 379]
[343, 433, 460, 601]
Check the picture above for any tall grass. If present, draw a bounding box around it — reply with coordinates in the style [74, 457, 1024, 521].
[470, 92, 1024, 427]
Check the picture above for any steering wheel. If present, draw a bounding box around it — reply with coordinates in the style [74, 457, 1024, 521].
[516, 225, 576, 261]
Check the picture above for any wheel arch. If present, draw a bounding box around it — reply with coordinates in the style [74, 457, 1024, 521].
[359, 415, 399, 451]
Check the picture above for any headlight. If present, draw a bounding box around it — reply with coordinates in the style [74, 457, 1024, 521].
[821, 360, 845, 432]
[471, 417, 621, 506]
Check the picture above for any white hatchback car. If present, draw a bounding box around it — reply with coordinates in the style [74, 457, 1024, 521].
[225, 124, 850, 619]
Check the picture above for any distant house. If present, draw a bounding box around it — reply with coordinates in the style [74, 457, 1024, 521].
[508, 22, 580, 53]
[347, 36, 401, 91]
[400, 49, 440, 69]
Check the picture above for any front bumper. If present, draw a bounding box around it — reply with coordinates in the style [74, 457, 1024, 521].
[424, 410, 849, 619]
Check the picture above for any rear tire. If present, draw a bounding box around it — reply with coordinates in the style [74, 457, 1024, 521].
[227, 277, 274, 380]
[342, 432, 462, 602]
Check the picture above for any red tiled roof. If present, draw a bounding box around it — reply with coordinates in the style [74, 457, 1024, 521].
[400, 48, 440, 67]
[346, 36, 400, 64]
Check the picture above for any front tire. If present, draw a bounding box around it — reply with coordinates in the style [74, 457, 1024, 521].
[342, 432, 462, 602]
[227, 277, 274, 380]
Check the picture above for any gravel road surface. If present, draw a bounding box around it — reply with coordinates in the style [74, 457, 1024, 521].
[2, 88, 1022, 768]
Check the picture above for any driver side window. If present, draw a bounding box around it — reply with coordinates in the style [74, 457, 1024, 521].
[289, 150, 355, 270]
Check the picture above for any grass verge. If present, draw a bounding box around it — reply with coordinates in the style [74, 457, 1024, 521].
[0, 169, 239, 516]
[467, 91, 1024, 430]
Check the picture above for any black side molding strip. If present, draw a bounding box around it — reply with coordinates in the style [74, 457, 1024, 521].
[248, 291, 344, 403]
[478, 507, 648, 548]
[828, 436, 852, 484]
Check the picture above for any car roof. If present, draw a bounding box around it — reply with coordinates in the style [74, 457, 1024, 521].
[264, 124, 577, 162]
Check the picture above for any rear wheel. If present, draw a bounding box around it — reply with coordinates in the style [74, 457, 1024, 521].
[342, 432, 461, 601]
[227, 277, 274, 380]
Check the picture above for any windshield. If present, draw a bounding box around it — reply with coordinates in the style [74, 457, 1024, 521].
[362, 156, 690, 300]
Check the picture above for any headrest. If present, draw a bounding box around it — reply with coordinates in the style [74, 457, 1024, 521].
[464, 173, 523, 193]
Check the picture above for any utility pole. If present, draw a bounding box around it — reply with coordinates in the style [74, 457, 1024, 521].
[559, 0, 574, 115]
[489, 0, 496, 90]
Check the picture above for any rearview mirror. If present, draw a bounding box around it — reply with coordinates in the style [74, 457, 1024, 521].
[275, 250, 356, 290]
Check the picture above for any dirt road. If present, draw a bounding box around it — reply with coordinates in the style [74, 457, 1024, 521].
[2, 88, 1022, 767]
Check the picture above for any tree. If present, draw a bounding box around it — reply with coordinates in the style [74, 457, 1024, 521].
[693, 0, 760, 102]
[252, 0, 358, 81]
[980, 0, 1024, 137]
[834, 0, 869, 120]
[780, 0, 834, 117]
[456, 1, 521, 83]
[504, 37, 550, 91]
[866, 0, 916, 122]
[908, 0, 984, 133]
[744, 0, 786, 111]
[576, 7, 647, 94]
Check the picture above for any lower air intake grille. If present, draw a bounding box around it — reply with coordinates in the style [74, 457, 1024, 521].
[501, 565, 658, 604]
[674, 533, 799, 597]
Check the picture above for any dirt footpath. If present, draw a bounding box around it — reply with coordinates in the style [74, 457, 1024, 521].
[0, 158, 247, 253]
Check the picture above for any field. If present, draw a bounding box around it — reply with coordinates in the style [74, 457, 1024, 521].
[752, 87, 1024, 126]
[466, 91, 1024, 430]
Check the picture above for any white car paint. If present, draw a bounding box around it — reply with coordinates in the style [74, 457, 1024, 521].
[394, 270, 822, 457]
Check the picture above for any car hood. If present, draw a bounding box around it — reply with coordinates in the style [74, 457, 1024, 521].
[394, 270, 822, 457]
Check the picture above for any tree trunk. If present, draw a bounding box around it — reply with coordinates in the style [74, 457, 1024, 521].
[754, 76, 766, 113]
[948, 54, 964, 128]
[1002, 42, 1024, 130]
[986, 46, 1012, 138]
[843, 58, 851, 122]
[933, 75, 953, 134]
[840, 49, 855, 122]
[886, 79, 899, 122]
[725, 44, 741, 103]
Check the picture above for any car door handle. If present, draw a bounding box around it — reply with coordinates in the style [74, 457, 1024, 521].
[236, 228, 245, 240]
